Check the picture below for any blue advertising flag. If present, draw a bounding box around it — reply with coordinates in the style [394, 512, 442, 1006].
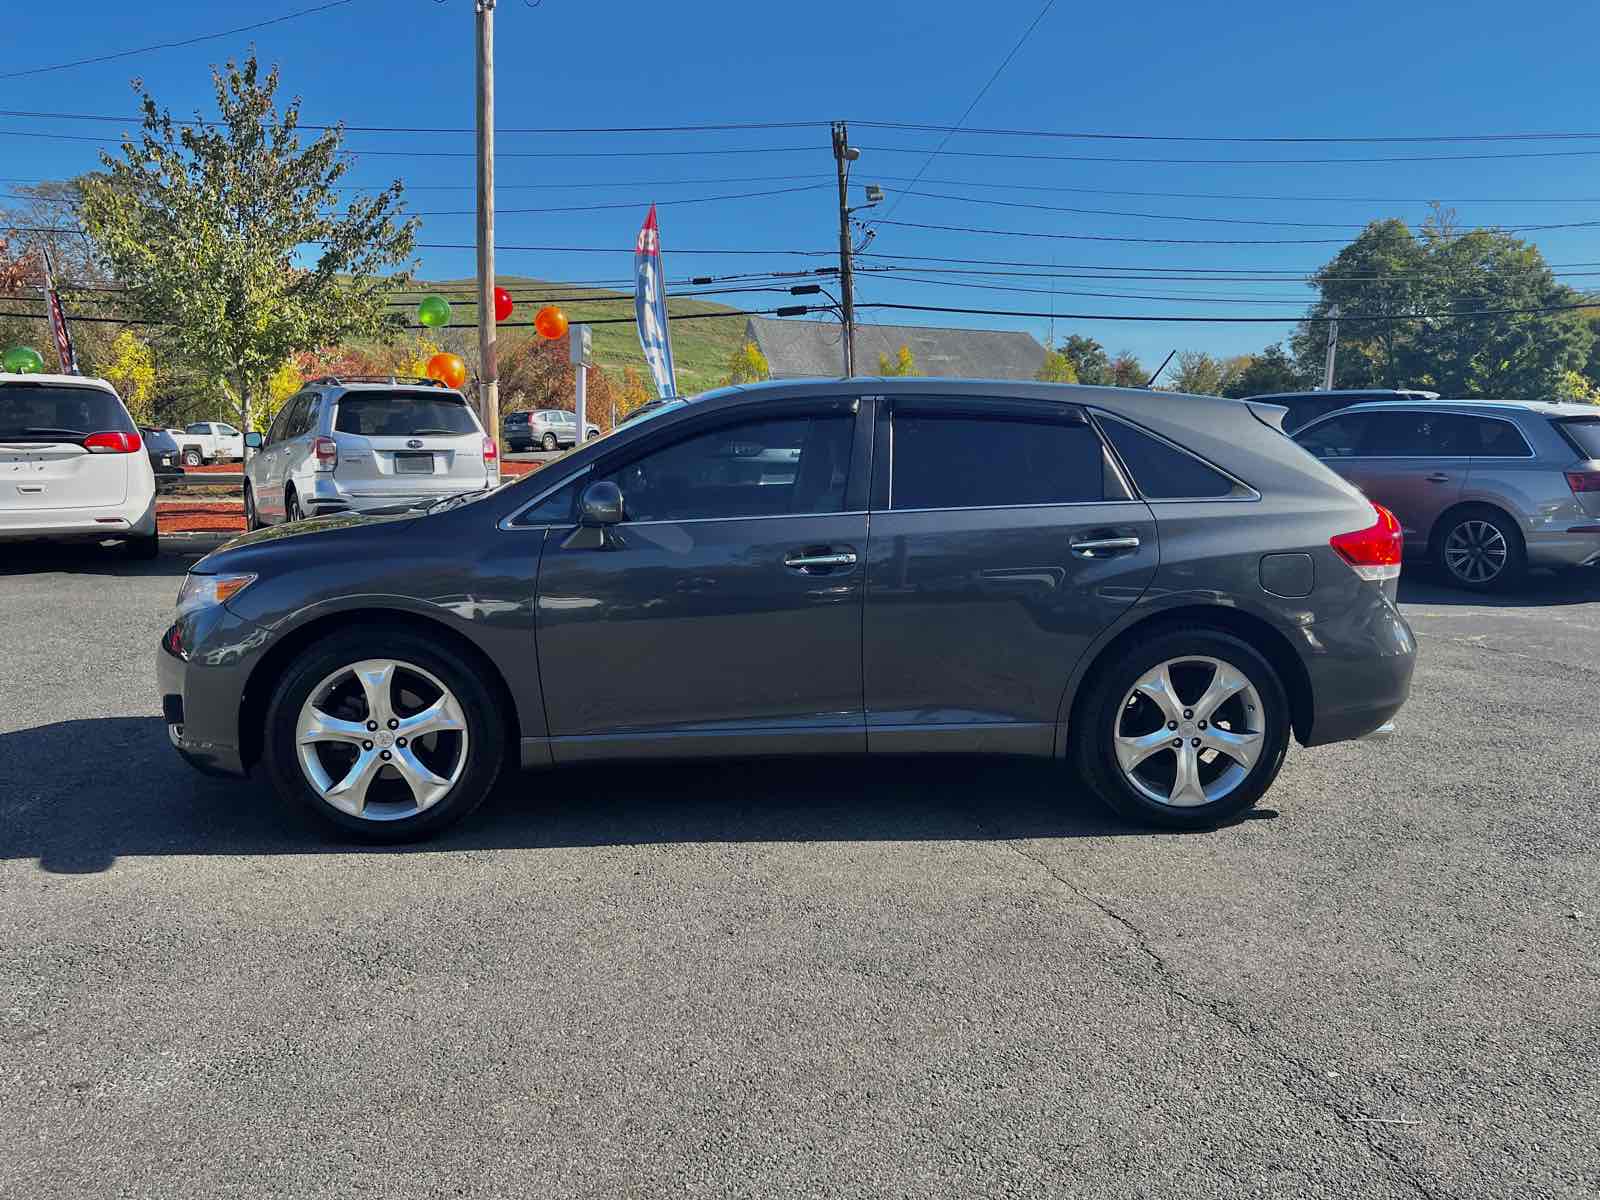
[634, 205, 678, 399]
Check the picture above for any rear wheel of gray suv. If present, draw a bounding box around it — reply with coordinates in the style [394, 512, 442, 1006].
[1435, 505, 1524, 591]
[541, 432, 558, 451]
[262, 629, 507, 841]
[1074, 628, 1291, 830]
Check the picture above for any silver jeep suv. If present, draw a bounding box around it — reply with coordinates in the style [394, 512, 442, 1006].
[243, 377, 494, 525]
[1294, 399, 1600, 589]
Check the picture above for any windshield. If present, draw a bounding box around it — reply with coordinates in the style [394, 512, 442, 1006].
[1557, 418, 1600, 459]
[0, 384, 133, 441]
[334, 391, 479, 437]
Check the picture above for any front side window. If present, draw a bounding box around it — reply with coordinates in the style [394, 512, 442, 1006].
[599, 414, 853, 523]
[217, 423, 240, 437]
[890, 413, 1104, 509]
[513, 474, 584, 526]
[334, 391, 479, 437]
[264, 399, 294, 446]
[1098, 415, 1238, 499]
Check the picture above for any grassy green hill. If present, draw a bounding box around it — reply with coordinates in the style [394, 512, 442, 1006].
[418, 275, 749, 395]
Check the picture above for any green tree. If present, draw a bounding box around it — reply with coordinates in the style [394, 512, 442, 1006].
[723, 339, 769, 385]
[1556, 370, 1600, 404]
[1222, 344, 1308, 398]
[1059, 334, 1111, 385]
[1169, 350, 1225, 395]
[79, 56, 417, 433]
[878, 344, 917, 376]
[101, 331, 157, 424]
[1108, 351, 1146, 388]
[1035, 344, 1080, 383]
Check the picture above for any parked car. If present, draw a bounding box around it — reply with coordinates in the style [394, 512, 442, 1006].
[504, 408, 600, 451]
[141, 426, 183, 479]
[1293, 399, 1600, 590]
[161, 379, 1415, 842]
[617, 398, 677, 429]
[1, 372, 159, 557]
[241, 376, 495, 526]
[175, 420, 245, 466]
[1246, 389, 1441, 434]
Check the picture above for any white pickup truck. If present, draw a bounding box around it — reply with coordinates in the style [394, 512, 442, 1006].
[175, 420, 244, 466]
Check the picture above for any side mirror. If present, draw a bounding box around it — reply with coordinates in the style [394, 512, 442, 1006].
[578, 480, 624, 526]
[243, 431, 263, 449]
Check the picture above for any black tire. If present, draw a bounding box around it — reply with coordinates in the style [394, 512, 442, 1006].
[124, 531, 160, 560]
[261, 628, 508, 842]
[1073, 627, 1291, 830]
[243, 482, 261, 530]
[541, 432, 558, 451]
[182, 448, 203, 467]
[285, 487, 307, 522]
[1433, 504, 1525, 592]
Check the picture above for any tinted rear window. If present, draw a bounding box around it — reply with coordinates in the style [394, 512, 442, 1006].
[334, 392, 478, 436]
[1099, 415, 1237, 499]
[1557, 419, 1600, 459]
[891, 414, 1104, 509]
[0, 384, 133, 440]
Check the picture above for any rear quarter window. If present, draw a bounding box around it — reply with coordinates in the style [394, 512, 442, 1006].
[1098, 415, 1240, 499]
[334, 391, 479, 436]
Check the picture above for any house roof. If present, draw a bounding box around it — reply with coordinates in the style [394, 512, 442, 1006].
[745, 318, 1047, 381]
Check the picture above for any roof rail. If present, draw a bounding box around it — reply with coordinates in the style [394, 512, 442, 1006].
[306, 375, 445, 388]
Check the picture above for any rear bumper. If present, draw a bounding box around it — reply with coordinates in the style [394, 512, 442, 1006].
[1526, 528, 1600, 569]
[306, 475, 492, 515]
[0, 493, 157, 541]
[1299, 586, 1417, 748]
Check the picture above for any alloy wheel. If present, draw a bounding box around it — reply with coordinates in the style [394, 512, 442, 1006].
[1443, 519, 1508, 585]
[1114, 656, 1265, 808]
[295, 658, 470, 821]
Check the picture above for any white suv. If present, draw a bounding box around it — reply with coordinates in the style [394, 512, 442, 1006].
[243, 376, 496, 525]
[0, 372, 159, 557]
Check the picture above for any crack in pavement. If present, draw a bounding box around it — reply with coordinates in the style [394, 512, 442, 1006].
[969, 820, 1450, 1200]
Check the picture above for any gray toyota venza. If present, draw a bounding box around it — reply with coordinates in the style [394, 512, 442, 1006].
[159, 380, 1416, 841]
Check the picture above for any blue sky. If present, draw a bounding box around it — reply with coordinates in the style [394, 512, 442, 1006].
[5, 0, 1600, 370]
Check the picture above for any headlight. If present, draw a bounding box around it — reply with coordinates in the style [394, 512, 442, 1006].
[175, 572, 257, 618]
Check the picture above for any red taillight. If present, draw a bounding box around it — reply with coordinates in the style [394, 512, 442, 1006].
[1331, 503, 1403, 582]
[482, 435, 498, 464]
[83, 431, 142, 454]
[1564, 469, 1600, 494]
[312, 436, 338, 471]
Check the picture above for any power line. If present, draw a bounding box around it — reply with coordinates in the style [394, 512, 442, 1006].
[0, 1, 365, 81]
[877, 0, 1058, 222]
[0, 109, 826, 134]
[877, 176, 1600, 206]
[861, 144, 1600, 166]
[853, 120, 1600, 145]
[410, 183, 827, 216]
[875, 218, 1351, 246]
[856, 299, 1600, 324]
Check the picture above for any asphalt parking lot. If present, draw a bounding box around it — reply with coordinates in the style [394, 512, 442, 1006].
[2, 540, 1597, 1199]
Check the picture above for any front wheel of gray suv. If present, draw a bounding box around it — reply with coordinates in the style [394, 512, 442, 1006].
[261, 629, 508, 842]
[1073, 628, 1291, 830]
[1434, 505, 1524, 591]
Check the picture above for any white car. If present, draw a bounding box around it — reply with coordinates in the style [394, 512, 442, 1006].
[0, 372, 159, 557]
[175, 420, 245, 466]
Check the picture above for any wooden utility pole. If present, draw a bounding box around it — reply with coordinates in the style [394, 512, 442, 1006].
[831, 121, 856, 377]
[475, 0, 499, 440]
[1321, 304, 1341, 391]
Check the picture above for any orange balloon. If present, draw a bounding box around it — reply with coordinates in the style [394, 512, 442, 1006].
[534, 305, 569, 340]
[426, 352, 468, 390]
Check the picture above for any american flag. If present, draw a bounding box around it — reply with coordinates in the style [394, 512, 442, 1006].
[41, 247, 77, 374]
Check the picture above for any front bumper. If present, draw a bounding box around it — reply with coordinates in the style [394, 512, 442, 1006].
[157, 602, 266, 778]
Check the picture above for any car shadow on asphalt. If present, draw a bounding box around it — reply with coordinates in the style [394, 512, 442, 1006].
[0, 717, 1274, 873]
[1399, 565, 1600, 608]
[0, 538, 226, 578]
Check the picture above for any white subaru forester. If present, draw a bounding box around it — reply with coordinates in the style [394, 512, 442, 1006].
[0, 372, 159, 558]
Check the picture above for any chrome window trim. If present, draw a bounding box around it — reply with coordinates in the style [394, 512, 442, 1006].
[622, 510, 869, 528]
[496, 465, 592, 531]
[876, 499, 1154, 517]
[1089, 409, 1261, 503]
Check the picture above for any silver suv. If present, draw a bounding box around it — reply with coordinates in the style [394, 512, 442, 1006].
[243, 377, 494, 525]
[1294, 399, 1600, 590]
[503, 407, 600, 451]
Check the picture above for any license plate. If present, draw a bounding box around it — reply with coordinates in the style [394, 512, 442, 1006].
[395, 453, 434, 475]
[161, 455, 174, 466]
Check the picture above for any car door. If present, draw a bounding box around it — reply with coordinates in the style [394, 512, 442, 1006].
[534, 396, 869, 760]
[862, 395, 1158, 756]
[1301, 409, 1465, 552]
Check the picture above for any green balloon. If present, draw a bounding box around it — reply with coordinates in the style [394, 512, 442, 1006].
[3, 346, 45, 374]
[417, 295, 452, 328]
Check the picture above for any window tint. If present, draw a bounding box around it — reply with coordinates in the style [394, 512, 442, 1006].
[1099, 415, 1237, 499]
[891, 413, 1104, 509]
[282, 396, 311, 440]
[0, 384, 134, 439]
[334, 391, 478, 436]
[1360, 411, 1465, 456]
[514, 475, 583, 526]
[264, 400, 293, 446]
[1462, 417, 1532, 457]
[600, 415, 853, 522]
[1295, 413, 1369, 459]
[185, 422, 209, 434]
[1557, 418, 1600, 459]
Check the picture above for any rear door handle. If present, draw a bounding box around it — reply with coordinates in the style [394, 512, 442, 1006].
[1425, 472, 1451, 483]
[1070, 536, 1141, 557]
[785, 550, 857, 570]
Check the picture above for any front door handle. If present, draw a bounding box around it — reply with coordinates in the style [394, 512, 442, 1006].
[1425, 472, 1451, 483]
[785, 550, 858, 570]
[1070, 536, 1141, 557]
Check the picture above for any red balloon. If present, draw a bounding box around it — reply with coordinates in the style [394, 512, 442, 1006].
[493, 286, 514, 323]
[426, 352, 468, 390]
[534, 305, 568, 340]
